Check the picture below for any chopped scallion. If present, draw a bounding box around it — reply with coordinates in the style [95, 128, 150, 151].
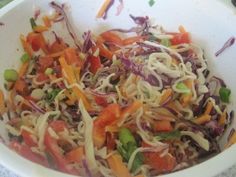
[45, 68, 54, 75]
[219, 87, 231, 103]
[30, 17, 37, 30]
[160, 38, 171, 47]
[20, 53, 30, 63]
[4, 69, 18, 82]
[176, 82, 191, 94]
[149, 0, 156, 7]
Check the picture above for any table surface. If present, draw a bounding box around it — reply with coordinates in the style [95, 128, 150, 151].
[0, 0, 236, 176]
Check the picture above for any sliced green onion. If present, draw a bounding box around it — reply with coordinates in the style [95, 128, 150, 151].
[156, 130, 181, 141]
[4, 69, 18, 82]
[30, 17, 37, 30]
[219, 87, 231, 103]
[160, 38, 171, 47]
[45, 68, 54, 75]
[148, 35, 157, 41]
[149, 0, 156, 7]
[118, 128, 143, 172]
[46, 88, 61, 103]
[20, 53, 30, 63]
[118, 127, 136, 147]
[176, 82, 191, 94]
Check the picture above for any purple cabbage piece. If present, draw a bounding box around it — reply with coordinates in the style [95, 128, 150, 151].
[107, 14, 150, 35]
[215, 37, 235, 57]
[50, 1, 82, 50]
[129, 14, 149, 26]
[82, 31, 93, 53]
[82, 159, 93, 177]
[28, 100, 46, 114]
[205, 121, 224, 138]
[120, 56, 160, 86]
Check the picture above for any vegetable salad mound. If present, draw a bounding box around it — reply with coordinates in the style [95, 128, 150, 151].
[1, 2, 234, 177]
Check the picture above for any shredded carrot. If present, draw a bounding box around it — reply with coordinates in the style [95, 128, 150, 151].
[65, 147, 84, 163]
[105, 125, 119, 133]
[154, 120, 173, 132]
[160, 88, 173, 105]
[18, 62, 29, 78]
[180, 79, 193, 107]
[20, 35, 33, 57]
[119, 100, 143, 124]
[122, 36, 146, 46]
[98, 44, 114, 60]
[42, 16, 51, 28]
[204, 101, 213, 115]
[59, 57, 91, 110]
[46, 51, 65, 58]
[64, 90, 76, 105]
[0, 89, 6, 115]
[193, 114, 211, 125]
[178, 25, 187, 33]
[101, 31, 123, 46]
[107, 153, 132, 177]
[9, 90, 16, 110]
[218, 111, 227, 126]
[172, 58, 179, 65]
[165, 101, 180, 115]
[96, 0, 112, 18]
[225, 130, 236, 149]
[33, 25, 49, 33]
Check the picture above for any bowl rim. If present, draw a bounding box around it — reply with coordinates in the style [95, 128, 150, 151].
[0, 0, 236, 177]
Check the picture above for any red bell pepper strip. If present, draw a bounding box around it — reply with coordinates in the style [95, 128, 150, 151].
[44, 121, 79, 175]
[21, 129, 37, 147]
[9, 141, 49, 167]
[93, 104, 121, 148]
[171, 32, 190, 45]
[142, 142, 176, 173]
[88, 55, 102, 74]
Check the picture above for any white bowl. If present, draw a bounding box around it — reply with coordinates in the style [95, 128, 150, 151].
[0, 0, 236, 177]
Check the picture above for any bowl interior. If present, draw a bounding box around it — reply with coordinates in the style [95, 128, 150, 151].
[0, 0, 236, 177]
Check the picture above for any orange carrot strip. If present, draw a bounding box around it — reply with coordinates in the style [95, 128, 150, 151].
[107, 154, 132, 177]
[122, 36, 145, 46]
[18, 62, 29, 78]
[204, 101, 213, 115]
[105, 125, 119, 133]
[154, 120, 173, 132]
[193, 114, 211, 125]
[0, 89, 6, 115]
[225, 130, 236, 149]
[46, 51, 65, 58]
[59, 57, 91, 109]
[33, 25, 49, 33]
[101, 31, 123, 45]
[160, 88, 173, 105]
[65, 147, 84, 163]
[178, 25, 187, 33]
[42, 16, 52, 28]
[119, 101, 143, 124]
[98, 44, 114, 60]
[180, 79, 193, 107]
[96, 0, 112, 18]
[218, 111, 227, 126]
[20, 35, 33, 57]
[9, 90, 16, 109]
